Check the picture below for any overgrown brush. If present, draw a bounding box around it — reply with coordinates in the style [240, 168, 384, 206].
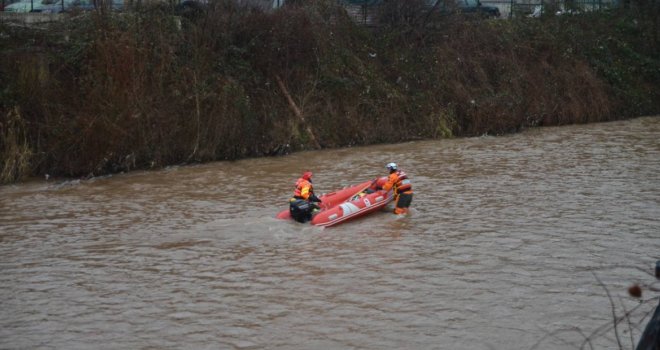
[0, 108, 32, 184]
[0, 0, 658, 182]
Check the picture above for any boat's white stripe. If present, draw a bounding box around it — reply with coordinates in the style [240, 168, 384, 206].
[315, 194, 394, 227]
[339, 202, 361, 216]
[317, 206, 383, 227]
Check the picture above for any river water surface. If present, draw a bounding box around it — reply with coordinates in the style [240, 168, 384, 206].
[1, 117, 659, 350]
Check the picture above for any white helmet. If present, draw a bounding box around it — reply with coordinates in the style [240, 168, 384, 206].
[386, 162, 397, 171]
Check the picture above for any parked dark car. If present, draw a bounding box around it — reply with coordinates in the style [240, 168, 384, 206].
[344, 0, 500, 19]
[455, 0, 500, 18]
[424, 0, 500, 18]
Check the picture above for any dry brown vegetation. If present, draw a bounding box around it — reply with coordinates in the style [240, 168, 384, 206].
[0, 0, 659, 182]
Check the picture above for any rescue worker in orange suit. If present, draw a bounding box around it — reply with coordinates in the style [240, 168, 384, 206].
[382, 163, 413, 215]
[289, 171, 322, 223]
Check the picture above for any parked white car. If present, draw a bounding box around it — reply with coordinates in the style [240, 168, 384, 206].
[3, 0, 50, 12]
[41, 0, 123, 13]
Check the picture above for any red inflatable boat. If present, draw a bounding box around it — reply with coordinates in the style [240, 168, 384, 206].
[276, 177, 394, 227]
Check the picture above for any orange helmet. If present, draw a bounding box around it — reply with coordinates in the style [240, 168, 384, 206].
[302, 171, 313, 180]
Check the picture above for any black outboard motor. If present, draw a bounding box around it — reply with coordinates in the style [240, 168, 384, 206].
[290, 199, 313, 223]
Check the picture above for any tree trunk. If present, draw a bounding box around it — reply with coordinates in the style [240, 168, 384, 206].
[275, 74, 321, 149]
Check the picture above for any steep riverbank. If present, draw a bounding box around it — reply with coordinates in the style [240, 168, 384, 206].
[1, 0, 659, 183]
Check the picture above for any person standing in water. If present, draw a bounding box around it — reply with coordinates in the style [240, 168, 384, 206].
[382, 163, 413, 215]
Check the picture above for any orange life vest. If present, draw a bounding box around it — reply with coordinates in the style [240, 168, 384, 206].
[293, 177, 313, 200]
[383, 170, 412, 194]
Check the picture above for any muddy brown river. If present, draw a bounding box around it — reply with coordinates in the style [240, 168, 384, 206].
[1, 117, 659, 349]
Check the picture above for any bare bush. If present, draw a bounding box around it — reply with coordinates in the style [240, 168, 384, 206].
[0, 108, 32, 184]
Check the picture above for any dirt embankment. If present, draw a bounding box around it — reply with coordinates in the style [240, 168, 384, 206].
[1, 0, 659, 183]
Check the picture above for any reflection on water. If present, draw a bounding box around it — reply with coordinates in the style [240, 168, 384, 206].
[1, 116, 659, 349]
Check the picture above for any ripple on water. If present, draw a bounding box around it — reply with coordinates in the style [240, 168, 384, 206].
[1, 117, 659, 349]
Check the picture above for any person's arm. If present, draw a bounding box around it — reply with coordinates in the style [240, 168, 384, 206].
[305, 184, 321, 202]
[310, 193, 322, 203]
[382, 174, 396, 191]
